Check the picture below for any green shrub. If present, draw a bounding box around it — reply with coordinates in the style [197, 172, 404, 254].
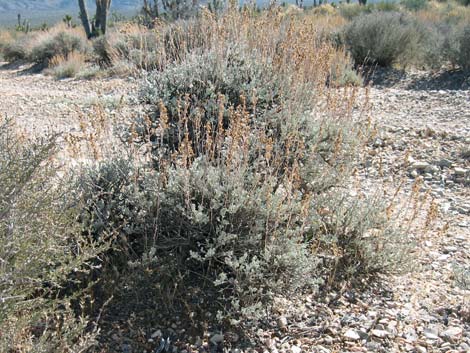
[0, 118, 104, 352]
[29, 30, 88, 65]
[456, 0, 470, 6]
[401, 0, 428, 11]
[76, 64, 102, 79]
[344, 11, 424, 66]
[46, 51, 87, 79]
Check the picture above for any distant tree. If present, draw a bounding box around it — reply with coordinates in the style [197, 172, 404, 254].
[78, 0, 112, 39]
[358, 0, 367, 5]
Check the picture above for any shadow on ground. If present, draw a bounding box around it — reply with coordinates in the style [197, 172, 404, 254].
[363, 67, 470, 91]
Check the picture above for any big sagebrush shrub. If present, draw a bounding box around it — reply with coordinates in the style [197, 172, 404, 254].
[79, 9, 410, 335]
[344, 11, 424, 66]
[78, 44, 409, 332]
[0, 118, 104, 352]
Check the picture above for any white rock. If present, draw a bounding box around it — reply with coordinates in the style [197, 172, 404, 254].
[440, 326, 463, 343]
[291, 345, 301, 353]
[412, 161, 430, 170]
[454, 167, 467, 175]
[423, 328, 439, 340]
[371, 329, 389, 338]
[210, 333, 224, 344]
[416, 346, 427, 353]
[425, 165, 439, 174]
[277, 316, 288, 329]
[151, 330, 162, 338]
[344, 329, 361, 341]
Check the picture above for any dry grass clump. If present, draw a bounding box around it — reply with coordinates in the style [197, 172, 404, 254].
[47, 51, 87, 79]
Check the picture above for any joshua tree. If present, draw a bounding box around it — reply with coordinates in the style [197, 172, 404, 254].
[78, 0, 112, 38]
[63, 14, 73, 27]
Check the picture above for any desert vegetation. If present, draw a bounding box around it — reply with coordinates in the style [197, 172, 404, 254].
[0, 1, 469, 79]
[0, 1, 469, 352]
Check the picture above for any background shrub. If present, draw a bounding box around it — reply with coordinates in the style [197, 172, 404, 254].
[344, 11, 424, 66]
[2, 34, 33, 62]
[338, 3, 368, 20]
[29, 26, 89, 66]
[401, 0, 429, 11]
[0, 30, 13, 61]
[450, 25, 470, 69]
[375, 1, 400, 12]
[92, 19, 211, 74]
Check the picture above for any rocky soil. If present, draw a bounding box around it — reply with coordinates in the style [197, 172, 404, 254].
[0, 64, 468, 353]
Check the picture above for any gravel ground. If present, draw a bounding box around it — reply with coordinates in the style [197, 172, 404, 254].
[1, 64, 468, 353]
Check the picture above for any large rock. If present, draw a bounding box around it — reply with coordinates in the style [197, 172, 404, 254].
[344, 329, 361, 341]
[440, 326, 463, 343]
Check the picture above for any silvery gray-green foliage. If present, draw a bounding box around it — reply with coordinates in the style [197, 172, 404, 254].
[80, 43, 407, 330]
[312, 193, 411, 282]
[421, 23, 470, 70]
[148, 158, 320, 324]
[76, 157, 153, 262]
[78, 154, 321, 325]
[0, 118, 102, 352]
[139, 46, 284, 151]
